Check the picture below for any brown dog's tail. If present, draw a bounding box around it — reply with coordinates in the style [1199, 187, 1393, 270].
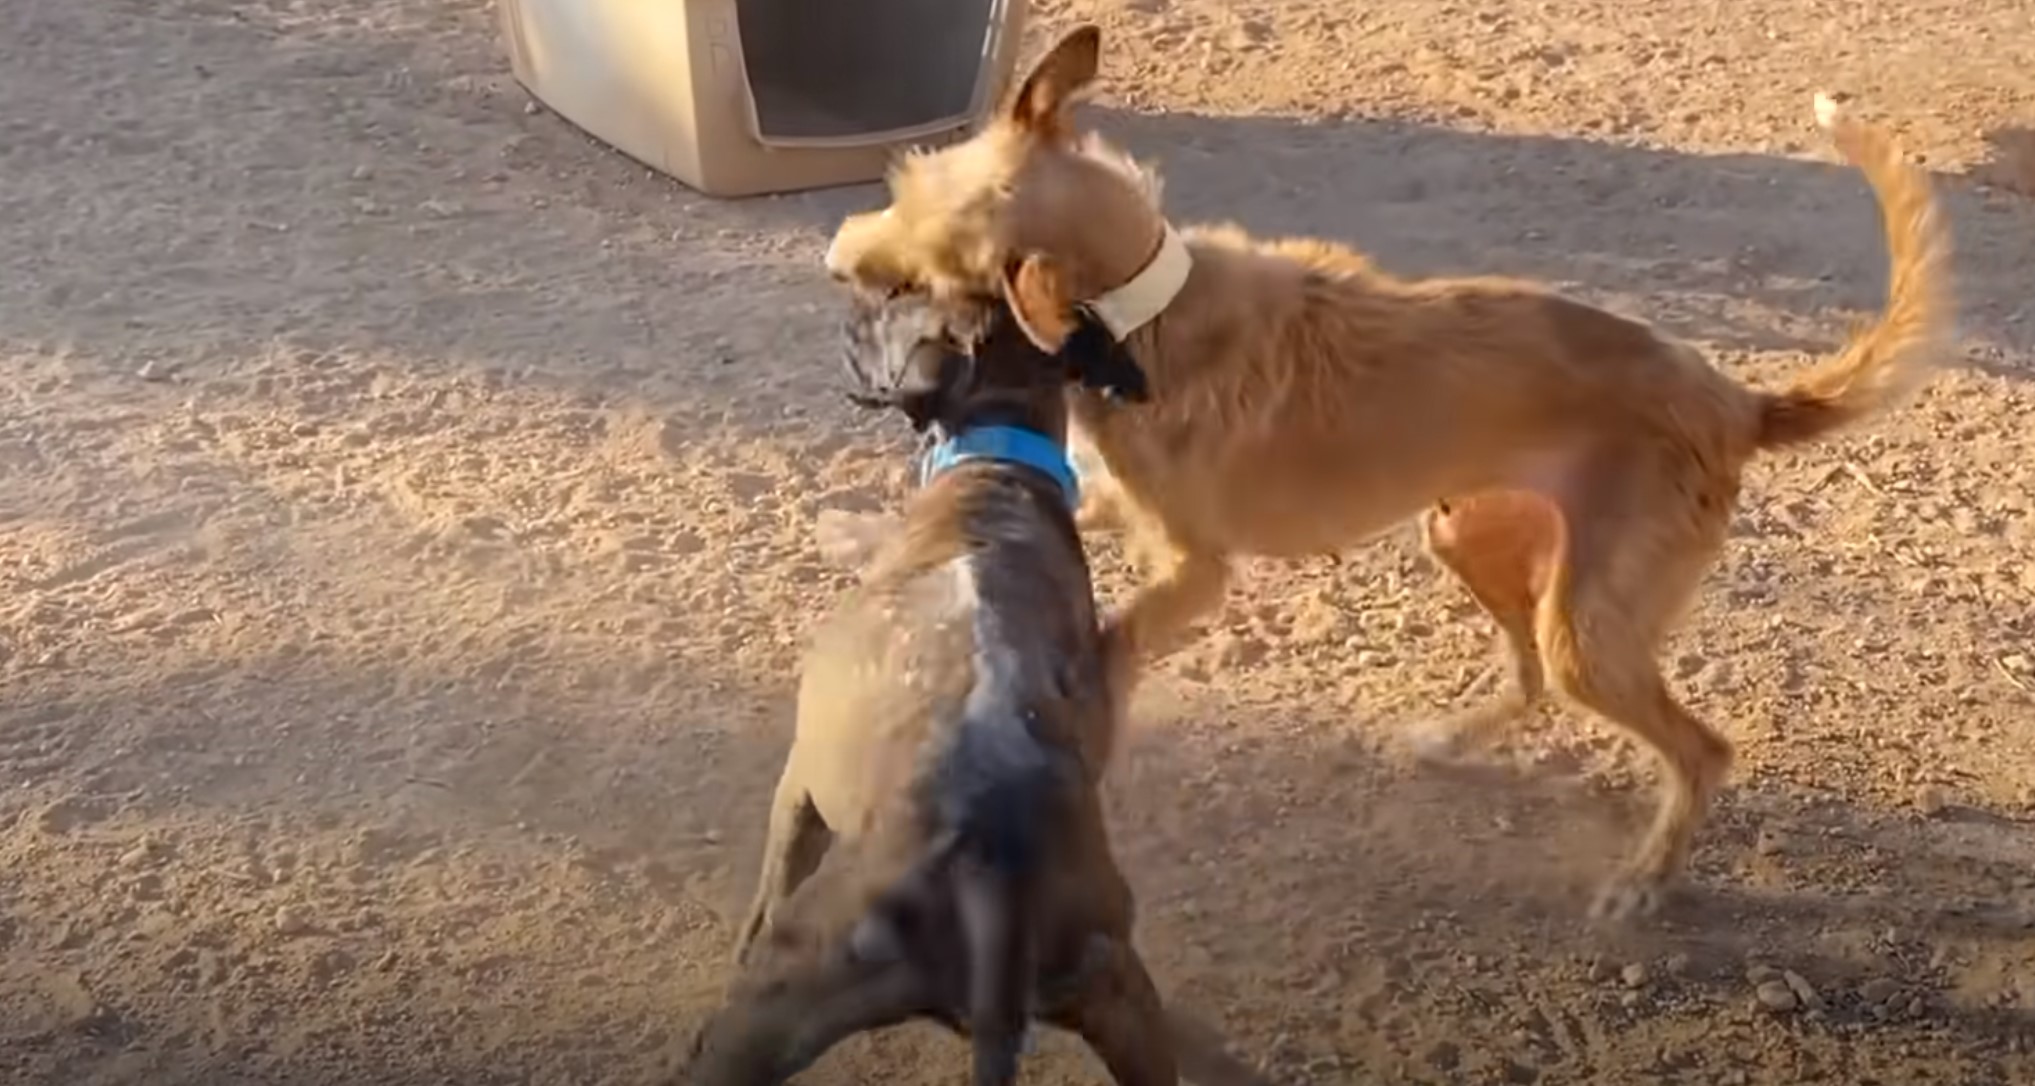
[1756, 93, 1954, 450]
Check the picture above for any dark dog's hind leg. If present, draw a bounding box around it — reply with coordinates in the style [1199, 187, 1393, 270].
[731, 770, 831, 966]
[1051, 938, 1180, 1086]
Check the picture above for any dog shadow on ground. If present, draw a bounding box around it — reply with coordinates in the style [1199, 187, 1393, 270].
[1977, 127, 2035, 199]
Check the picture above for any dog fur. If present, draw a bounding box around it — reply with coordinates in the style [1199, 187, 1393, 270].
[688, 294, 1267, 1086]
[822, 27, 1955, 920]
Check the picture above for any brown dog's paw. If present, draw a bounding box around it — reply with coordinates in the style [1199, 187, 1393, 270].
[1401, 718, 1472, 766]
[1398, 714, 1511, 771]
[1590, 871, 1670, 924]
[814, 509, 900, 571]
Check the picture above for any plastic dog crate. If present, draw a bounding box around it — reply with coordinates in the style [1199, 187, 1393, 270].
[495, 0, 1028, 197]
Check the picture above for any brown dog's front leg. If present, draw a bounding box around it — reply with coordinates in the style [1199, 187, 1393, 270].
[1102, 547, 1229, 708]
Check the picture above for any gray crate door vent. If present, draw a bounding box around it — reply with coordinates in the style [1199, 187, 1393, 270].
[735, 0, 1004, 146]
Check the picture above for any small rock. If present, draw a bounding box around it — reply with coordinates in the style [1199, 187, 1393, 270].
[1915, 784, 1951, 816]
[273, 906, 315, 937]
[1354, 649, 1393, 668]
[350, 165, 374, 181]
[1664, 952, 1691, 977]
[2005, 652, 2032, 674]
[309, 948, 357, 985]
[1859, 978, 1902, 1004]
[1621, 963, 1650, 988]
[1755, 980, 1799, 1012]
[1747, 963, 1780, 984]
[1782, 970, 1823, 1010]
[1904, 995, 1927, 1017]
[1618, 990, 1643, 1009]
[523, 99, 541, 115]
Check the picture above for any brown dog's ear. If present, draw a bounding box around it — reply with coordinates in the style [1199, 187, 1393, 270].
[825, 209, 895, 286]
[1006, 26, 1102, 138]
[1004, 255, 1076, 352]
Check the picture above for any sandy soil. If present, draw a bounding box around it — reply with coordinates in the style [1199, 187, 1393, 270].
[3, 1, 2033, 1083]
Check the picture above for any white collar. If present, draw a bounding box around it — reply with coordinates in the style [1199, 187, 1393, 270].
[1085, 223, 1191, 341]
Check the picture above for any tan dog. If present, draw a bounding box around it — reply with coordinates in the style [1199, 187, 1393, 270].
[821, 26, 1954, 921]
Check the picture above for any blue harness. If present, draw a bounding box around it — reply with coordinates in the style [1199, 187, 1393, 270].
[918, 425, 1080, 510]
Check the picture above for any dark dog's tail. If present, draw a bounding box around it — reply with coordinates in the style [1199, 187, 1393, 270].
[955, 856, 1033, 1086]
[938, 693, 1063, 1086]
[1755, 93, 1953, 449]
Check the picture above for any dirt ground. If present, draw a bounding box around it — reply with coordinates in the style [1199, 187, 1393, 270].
[2, 1, 2033, 1083]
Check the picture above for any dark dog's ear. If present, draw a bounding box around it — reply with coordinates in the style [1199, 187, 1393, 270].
[1007, 26, 1101, 139]
[1003, 257, 1149, 402]
[1003, 254, 1076, 353]
[1061, 310, 1150, 403]
[849, 348, 965, 433]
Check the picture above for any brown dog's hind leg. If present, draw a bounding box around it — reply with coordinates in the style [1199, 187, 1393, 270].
[730, 771, 832, 966]
[1411, 493, 1560, 762]
[1533, 483, 1735, 921]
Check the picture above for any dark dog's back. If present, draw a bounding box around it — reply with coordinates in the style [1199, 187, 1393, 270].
[690, 295, 1268, 1086]
[693, 455, 1121, 1085]
[806, 462, 1104, 1080]
[796, 456, 1106, 821]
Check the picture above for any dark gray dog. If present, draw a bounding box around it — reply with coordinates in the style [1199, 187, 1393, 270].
[686, 293, 1268, 1086]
